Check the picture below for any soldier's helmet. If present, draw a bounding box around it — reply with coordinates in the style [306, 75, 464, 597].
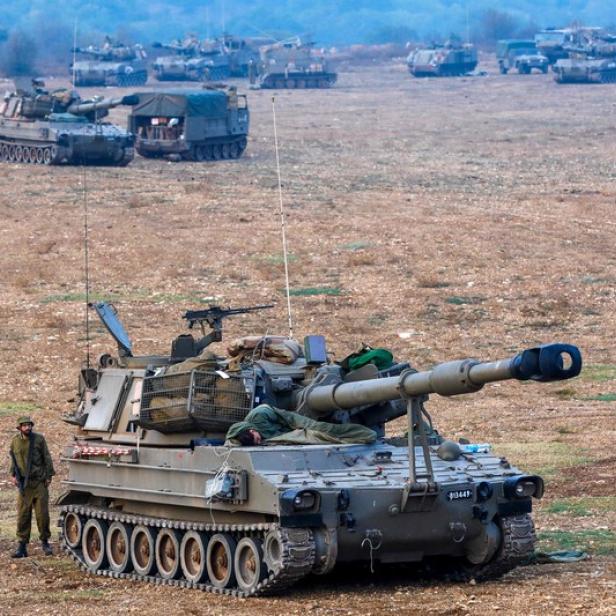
[16, 416, 34, 428]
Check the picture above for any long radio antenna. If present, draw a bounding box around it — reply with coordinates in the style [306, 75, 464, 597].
[82, 167, 91, 368]
[72, 19, 78, 88]
[271, 96, 293, 338]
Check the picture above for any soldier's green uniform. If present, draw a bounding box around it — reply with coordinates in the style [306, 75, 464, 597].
[226, 404, 377, 445]
[9, 417, 55, 553]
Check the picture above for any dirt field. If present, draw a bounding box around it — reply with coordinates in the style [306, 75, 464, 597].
[0, 57, 614, 614]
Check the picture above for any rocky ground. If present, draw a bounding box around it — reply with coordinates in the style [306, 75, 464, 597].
[0, 57, 614, 614]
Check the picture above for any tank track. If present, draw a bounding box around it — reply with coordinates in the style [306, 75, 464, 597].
[260, 73, 337, 89]
[59, 505, 315, 597]
[0, 141, 63, 165]
[438, 514, 536, 582]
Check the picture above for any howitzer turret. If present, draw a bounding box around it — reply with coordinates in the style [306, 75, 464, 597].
[66, 94, 139, 121]
[58, 301, 583, 596]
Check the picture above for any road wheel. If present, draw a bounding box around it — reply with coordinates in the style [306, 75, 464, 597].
[22, 147, 31, 163]
[228, 142, 240, 159]
[106, 521, 133, 573]
[193, 145, 205, 162]
[43, 148, 53, 165]
[8, 145, 16, 161]
[82, 519, 108, 571]
[212, 144, 222, 160]
[36, 147, 45, 164]
[221, 142, 231, 159]
[296, 79, 306, 89]
[180, 531, 208, 583]
[206, 533, 237, 589]
[274, 79, 285, 88]
[0, 144, 8, 161]
[155, 529, 182, 580]
[234, 537, 267, 593]
[130, 525, 157, 576]
[15, 145, 23, 162]
[29, 147, 38, 162]
[62, 511, 83, 549]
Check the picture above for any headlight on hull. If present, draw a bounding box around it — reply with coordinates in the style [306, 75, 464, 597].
[280, 489, 321, 514]
[504, 475, 544, 500]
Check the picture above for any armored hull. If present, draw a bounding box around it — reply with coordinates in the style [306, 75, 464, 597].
[57, 302, 581, 595]
[128, 89, 249, 161]
[71, 60, 148, 87]
[553, 57, 616, 83]
[0, 115, 134, 166]
[258, 69, 337, 89]
[152, 56, 211, 82]
[407, 46, 478, 77]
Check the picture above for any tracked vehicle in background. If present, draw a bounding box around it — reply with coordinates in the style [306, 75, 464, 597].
[71, 37, 148, 87]
[58, 301, 581, 595]
[407, 41, 478, 77]
[152, 36, 212, 82]
[127, 87, 249, 161]
[0, 80, 135, 165]
[252, 37, 337, 89]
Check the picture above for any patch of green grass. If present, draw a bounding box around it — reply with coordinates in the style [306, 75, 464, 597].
[545, 501, 591, 517]
[582, 364, 616, 382]
[260, 253, 297, 265]
[44, 589, 106, 604]
[0, 401, 40, 417]
[495, 442, 591, 478]
[537, 529, 616, 556]
[582, 393, 616, 402]
[445, 295, 484, 305]
[41, 292, 120, 304]
[287, 287, 342, 297]
[544, 497, 615, 517]
[341, 241, 372, 251]
[553, 387, 577, 400]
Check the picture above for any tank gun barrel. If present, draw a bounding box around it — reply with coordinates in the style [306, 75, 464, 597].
[304, 343, 582, 416]
[67, 94, 139, 115]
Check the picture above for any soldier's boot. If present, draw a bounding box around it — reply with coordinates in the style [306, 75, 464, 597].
[11, 541, 28, 558]
[41, 541, 53, 556]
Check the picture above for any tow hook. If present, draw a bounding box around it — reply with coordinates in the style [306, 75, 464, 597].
[449, 521, 467, 543]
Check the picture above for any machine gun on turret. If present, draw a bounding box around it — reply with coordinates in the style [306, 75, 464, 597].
[183, 304, 275, 352]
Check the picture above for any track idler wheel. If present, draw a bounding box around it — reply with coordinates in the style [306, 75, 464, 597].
[206, 533, 237, 589]
[63, 511, 83, 549]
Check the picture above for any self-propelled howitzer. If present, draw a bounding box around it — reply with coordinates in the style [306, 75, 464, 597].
[58, 302, 582, 596]
[0, 87, 137, 165]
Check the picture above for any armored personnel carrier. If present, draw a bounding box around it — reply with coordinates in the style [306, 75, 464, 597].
[0, 80, 136, 165]
[127, 87, 248, 161]
[58, 301, 581, 596]
[407, 41, 478, 77]
[496, 40, 548, 74]
[253, 38, 337, 89]
[71, 36, 148, 87]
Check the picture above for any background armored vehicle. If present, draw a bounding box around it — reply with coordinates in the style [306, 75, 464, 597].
[534, 29, 571, 64]
[496, 40, 548, 74]
[553, 28, 616, 84]
[219, 35, 275, 77]
[128, 88, 248, 161]
[0, 81, 135, 165]
[407, 41, 478, 77]
[152, 36, 211, 82]
[253, 38, 337, 89]
[58, 302, 581, 596]
[71, 37, 148, 87]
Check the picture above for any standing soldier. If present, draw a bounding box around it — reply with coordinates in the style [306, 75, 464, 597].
[9, 416, 55, 558]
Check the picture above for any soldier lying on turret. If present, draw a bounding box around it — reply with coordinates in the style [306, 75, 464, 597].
[226, 404, 377, 446]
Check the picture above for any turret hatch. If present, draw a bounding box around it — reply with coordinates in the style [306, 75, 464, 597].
[92, 302, 133, 356]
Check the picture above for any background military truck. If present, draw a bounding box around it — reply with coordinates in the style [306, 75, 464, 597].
[497, 40, 548, 74]
[128, 88, 248, 161]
